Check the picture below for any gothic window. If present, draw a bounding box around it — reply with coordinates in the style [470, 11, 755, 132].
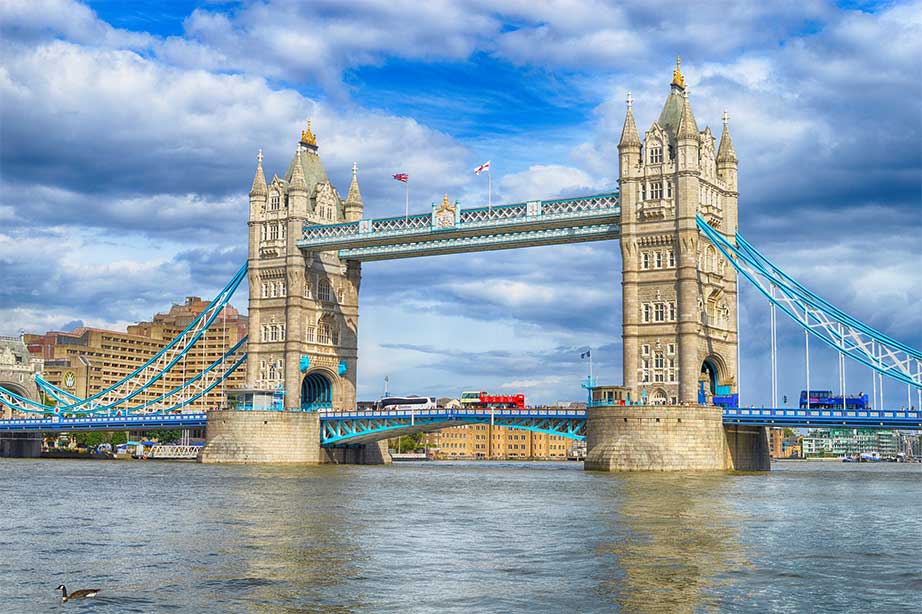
[261, 224, 268, 241]
[269, 325, 278, 342]
[338, 286, 345, 302]
[270, 193, 280, 210]
[318, 322, 331, 344]
[304, 283, 312, 299]
[650, 147, 663, 164]
[260, 326, 267, 342]
[261, 282, 269, 299]
[666, 181, 673, 198]
[641, 184, 646, 201]
[305, 327, 315, 343]
[668, 302, 677, 321]
[318, 279, 333, 302]
[641, 344, 650, 356]
[280, 223, 287, 240]
[642, 304, 652, 323]
[651, 182, 663, 200]
[667, 343, 675, 355]
[654, 252, 663, 268]
[641, 252, 650, 269]
[668, 249, 676, 267]
[269, 224, 279, 241]
[332, 327, 340, 346]
[654, 353, 665, 369]
[278, 281, 287, 297]
[655, 303, 665, 322]
[269, 282, 277, 298]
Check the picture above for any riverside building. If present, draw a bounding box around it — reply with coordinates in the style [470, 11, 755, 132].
[25, 297, 247, 411]
[425, 424, 572, 460]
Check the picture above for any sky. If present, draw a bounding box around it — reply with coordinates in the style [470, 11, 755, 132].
[0, 0, 919, 407]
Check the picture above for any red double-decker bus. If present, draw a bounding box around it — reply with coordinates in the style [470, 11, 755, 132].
[460, 391, 526, 409]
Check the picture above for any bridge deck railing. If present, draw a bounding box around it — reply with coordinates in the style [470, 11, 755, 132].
[299, 193, 620, 247]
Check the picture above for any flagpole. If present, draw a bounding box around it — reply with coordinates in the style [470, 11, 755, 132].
[405, 177, 409, 220]
[488, 168, 492, 212]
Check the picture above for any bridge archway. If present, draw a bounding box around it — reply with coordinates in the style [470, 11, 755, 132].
[699, 355, 727, 403]
[301, 370, 333, 411]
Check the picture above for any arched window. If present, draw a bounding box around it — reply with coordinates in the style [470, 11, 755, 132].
[641, 252, 650, 269]
[668, 249, 676, 267]
[318, 279, 333, 302]
[318, 322, 331, 344]
[654, 252, 663, 268]
[642, 304, 652, 323]
[668, 302, 677, 321]
[651, 389, 668, 405]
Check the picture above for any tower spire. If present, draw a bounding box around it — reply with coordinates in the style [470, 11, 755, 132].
[718, 110, 737, 163]
[671, 55, 686, 90]
[675, 91, 698, 140]
[250, 148, 267, 196]
[289, 148, 307, 192]
[618, 92, 641, 148]
[344, 162, 364, 222]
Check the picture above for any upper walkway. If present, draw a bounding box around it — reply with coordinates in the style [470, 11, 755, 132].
[297, 193, 620, 260]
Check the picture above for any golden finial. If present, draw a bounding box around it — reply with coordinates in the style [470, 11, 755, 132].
[300, 119, 317, 146]
[671, 55, 686, 90]
[442, 194, 450, 207]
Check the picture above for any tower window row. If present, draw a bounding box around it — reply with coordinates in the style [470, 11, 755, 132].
[260, 323, 286, 342]
[640, 180, 673, 201]
[699, 185, 722, 210]
[260, 280, 287, 299]
[639, 353, 677, 384]
[261, 222, 287, 242]
[305, 323, 340, 346]
[641, 301, 677, 323]
[258, 358, 284, 382]
[641, 249, 676, 270]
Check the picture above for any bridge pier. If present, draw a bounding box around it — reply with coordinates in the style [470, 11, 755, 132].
[584, 405, 769, 472]
[200, 410, 391, 465]
[0, 433, 42, 458]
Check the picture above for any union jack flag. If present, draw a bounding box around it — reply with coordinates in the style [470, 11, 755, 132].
[393, 173, 408, 182]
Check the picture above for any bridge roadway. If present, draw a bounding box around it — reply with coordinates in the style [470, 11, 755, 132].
[1, 407, 920, 445]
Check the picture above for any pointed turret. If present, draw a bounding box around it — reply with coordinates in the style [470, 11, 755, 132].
[289, 149, 308, 193]
[344, 162, 364, 222]
[717, 111, 737, 163]
[250, 149, 267, 196]
[717, 110, 738, 194]
[675, 92, 699, 141]
[619, 92, 641, 149]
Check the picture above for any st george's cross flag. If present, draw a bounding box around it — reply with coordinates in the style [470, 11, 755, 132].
[473, 161, 491, 175]
[393, 173, 408, 182]
[580, 349, 591, 359]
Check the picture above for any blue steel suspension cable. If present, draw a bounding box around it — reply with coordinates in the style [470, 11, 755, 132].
[41, 263, 248, 411]
[697, 216, 920, 388]
[733, 234, 921, 359]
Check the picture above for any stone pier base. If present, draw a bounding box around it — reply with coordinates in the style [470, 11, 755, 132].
[322, 441, 392, 465]
[200, 410, 391, 465]
[201, 410, 322, 464]
[584, 405, 769, 472]
[0, 433, 42, 458]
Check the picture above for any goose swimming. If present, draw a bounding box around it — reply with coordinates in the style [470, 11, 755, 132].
[56, 584, 100, 602]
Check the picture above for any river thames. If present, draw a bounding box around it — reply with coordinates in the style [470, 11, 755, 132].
[0, 460, 919, 613]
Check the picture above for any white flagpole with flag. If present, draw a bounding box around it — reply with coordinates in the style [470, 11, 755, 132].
[474, 160, 492, 211]
[393, 172, 409, 219]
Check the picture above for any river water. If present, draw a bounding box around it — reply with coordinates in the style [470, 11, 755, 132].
[0, 459, 919, 613]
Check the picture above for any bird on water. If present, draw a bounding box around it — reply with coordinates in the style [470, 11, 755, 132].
[56, 584, 100, 602]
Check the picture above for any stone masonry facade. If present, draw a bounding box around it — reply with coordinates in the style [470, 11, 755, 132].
[619, 57, 740, 404]
[246, 122, 363, 411]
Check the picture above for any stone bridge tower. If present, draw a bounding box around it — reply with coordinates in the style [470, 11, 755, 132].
[246, 122, 362, 412]
[619, 58, 739, 405]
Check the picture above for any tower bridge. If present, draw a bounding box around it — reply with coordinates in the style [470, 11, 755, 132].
[2, 60, 920, 468]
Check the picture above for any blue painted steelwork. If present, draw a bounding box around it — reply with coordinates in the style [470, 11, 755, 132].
[298, 192, 620, 261]
[301, 372, 332, 412]
[697, 216, 921, 388]
[722, 407, 922, 429]
[318, 408, 587, 446]
[0, 413, 208, 433]
[7, 263, 250, 415]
